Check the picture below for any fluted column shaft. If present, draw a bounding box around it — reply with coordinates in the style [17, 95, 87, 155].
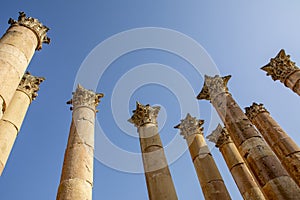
[0, 72, 44, 175]
[0, 12, 49, 117]
[197, 75, 300, 200]
[208, 125, 266, 200]
[129, 102, 178, 200]
[176, 114, 231, 200]
[56, 85, 103, 200]
[246, 103, 300, 187]
[261, 49, 300, 96]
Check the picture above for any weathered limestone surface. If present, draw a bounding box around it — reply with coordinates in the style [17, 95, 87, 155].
[261, 49, 300, 96]
[175, 114, 231, 200]
[0, 12, 49, 117]
[208, 124, 266, 200]
[246, 103, 300, 187]
[56, 85, 103, 200]
[129, 102, 178, 200]
[197, 75, 300, 199]
[0, 72, 44, 175]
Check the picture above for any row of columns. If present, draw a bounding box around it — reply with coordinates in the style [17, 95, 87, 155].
[245, 103, 300, 187]
[0, 12, 49, 117]
[0, 11, 299, 200]
[197, 75, 300, 199]
[207, 124, 265, 199]
[56, 54, 300, 199]
[0, 12, 49, 175]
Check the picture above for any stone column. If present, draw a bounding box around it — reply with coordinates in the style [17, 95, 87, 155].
[197, 75, 300, 200]
[128, 102, 178, 200]
[0, 12, 50, 118]
[0, 72, 44, 175]
[56, 85, 104, 200]
[245, 103, 300, 187]
[207, 124, 266, 200]
[261, 49, 300, 96]
[175, 114, 231, 200]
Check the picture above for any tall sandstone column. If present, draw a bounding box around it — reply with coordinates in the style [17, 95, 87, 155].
[175, 114, 231, 200]
[207, 124, 266, 200]
[197, 75, 300, 200]
[261, 49, 300, 96]
[0, 72, 44, 175]
[0, 12, 50, 118]
[245, 103, 300, 187]
[56, 85, 104, 200]
[129, 102, 178, 200]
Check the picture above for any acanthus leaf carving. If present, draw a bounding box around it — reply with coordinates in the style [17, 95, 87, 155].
[245, 102, 269, 121]
[197, 75, 231, 101]
[17, 71, 45, 101]
[128, 102, 160, 127]
[67, 84, 104, 112]
[207, 124, 232, 147]
[261, 49, 299, 82]
[174, 113, 204, 139]
[8, 11, 50, 50]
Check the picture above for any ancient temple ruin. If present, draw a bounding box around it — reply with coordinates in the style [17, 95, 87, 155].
[0, 12, 299, 200]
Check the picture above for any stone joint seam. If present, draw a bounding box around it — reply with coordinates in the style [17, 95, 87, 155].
[16, 89, 33, 103]
[283, 69, 300, 86]
[229, 162, 245, 172]
[59, 177, 93, 188]
[72, 105, 96, 115]
[143, 144, 163, 152]
[2, 119, 19, 132]
[192, 153, 211, 162]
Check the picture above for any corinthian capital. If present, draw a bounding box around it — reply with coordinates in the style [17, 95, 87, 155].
[245, 102, 269, 121]
[128, 102, 160, 127]
[197, 75, 231, 101]
[207, 124, 232, 147]
[67, 84, 104, 112]
[8, 11, 50, 50]
[17, 71, 45, 102]
[174, 113, 204, 139]
[261, 49, 299, 82]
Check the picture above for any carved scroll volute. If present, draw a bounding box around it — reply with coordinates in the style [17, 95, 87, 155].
[197, 75, 231, 101]
[261, 49, 299, 82]
[245, 102, 269, 121]
[8, 11, 50, 50]
[207, 124, 232, 148]
[17, 71, 45, 102]
[128, 102, 160, 127]
[67, 84, 104, 112]
[174, 113, 204, 139]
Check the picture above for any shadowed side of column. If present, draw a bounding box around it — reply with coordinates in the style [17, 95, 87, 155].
[246, 103, 300, 187]
[197, 75, 300, 200]
[207, 124, 266, 200]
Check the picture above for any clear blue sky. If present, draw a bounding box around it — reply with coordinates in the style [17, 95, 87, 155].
[0, 1, 300, 199]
